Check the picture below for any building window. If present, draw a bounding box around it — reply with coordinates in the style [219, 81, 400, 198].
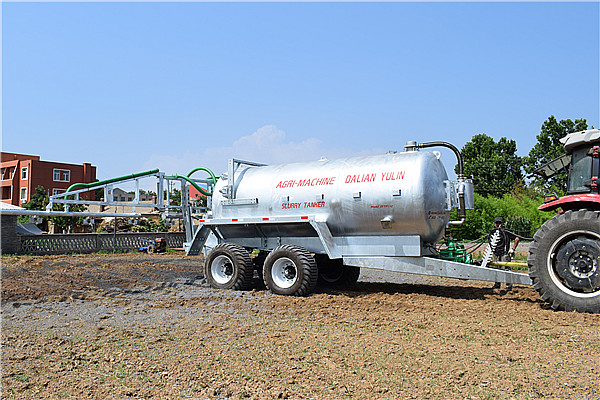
[20, 187, 28, 201]
[2, 168, 15, 180]
[21, 167, 28, 180]
[52, 188, 66, 196]
[53, 169, 71, 182]
[1, 187, 11, 200]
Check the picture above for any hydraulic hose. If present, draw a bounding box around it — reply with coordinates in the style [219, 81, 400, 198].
[187, 166, 218, 192]
[186, 167, 219, 197]
[187, 167, 218, 184]
[66, 169, 160, 193]
[416, 141, 464, 177]
[65, 167, 215, 198]
[167, 174, 213, 197]
[415, 141, 467, 223]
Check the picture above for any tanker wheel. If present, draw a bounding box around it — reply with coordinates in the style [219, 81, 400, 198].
[263, 245, 318, 296]
[528, 210, 600, 313]
[205, 243, 254, 290]
[315, 255, 360, 288]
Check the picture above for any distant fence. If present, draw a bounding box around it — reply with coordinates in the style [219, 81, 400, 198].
[18, 232, 186, 255]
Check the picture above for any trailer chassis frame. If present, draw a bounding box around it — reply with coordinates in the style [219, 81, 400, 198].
[184, 215, 532, 286]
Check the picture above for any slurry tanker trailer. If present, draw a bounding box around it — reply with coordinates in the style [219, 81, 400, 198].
[186, 141, 529, 295]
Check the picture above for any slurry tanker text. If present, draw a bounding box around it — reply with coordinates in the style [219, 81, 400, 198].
[281, 201, 326, 209]
[275, 171, 405, 189]
[276, 177, 336, 189]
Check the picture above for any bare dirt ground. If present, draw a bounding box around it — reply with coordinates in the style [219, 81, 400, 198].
[2, 253, 599, 399]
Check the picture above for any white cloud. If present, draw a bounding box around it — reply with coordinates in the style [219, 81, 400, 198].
[140, 125, 385, 180]
[226, 125, 323, 165]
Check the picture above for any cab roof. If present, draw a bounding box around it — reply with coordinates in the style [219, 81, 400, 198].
[560, 129, 600, 152]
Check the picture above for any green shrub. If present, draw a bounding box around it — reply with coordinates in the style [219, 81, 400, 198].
[450, 191, 554, 240]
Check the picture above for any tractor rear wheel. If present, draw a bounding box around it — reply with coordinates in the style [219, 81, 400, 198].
[528, 210, 600, 313]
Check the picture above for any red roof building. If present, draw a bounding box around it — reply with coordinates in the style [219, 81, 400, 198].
[1, 152, 97, 207]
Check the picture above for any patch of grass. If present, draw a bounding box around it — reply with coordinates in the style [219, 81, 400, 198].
[513, 253, 528, 261]
[115, 364, 128, 379]
[14, 374, 30, 382]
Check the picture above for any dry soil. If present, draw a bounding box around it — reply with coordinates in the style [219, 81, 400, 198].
[2, 253, 599, 399]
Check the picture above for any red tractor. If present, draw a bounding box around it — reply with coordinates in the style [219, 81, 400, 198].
[529, 129, 600, 313]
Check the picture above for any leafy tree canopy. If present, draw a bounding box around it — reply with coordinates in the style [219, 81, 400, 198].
[457, 134, 524, 197]
[21, 185, 48, 211]
[21, 185, 86, 232]
[450, 190, 553, 240]
[524, 115, 588, 194]
[165, 188, 181, 206]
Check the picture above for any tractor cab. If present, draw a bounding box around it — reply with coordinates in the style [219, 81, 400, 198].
[534, 129, 600, 211]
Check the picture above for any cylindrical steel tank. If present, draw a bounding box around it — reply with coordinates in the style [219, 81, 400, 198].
[212, 150, 454, 243]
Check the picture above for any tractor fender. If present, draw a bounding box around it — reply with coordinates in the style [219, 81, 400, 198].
[539, 194, 600, 212]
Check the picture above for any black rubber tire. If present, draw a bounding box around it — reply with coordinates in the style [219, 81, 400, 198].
[315, 255, 360, 288]
[528, 210, 600, 313]
[263, 245, 318, 296]
[205, 243, 254, 290]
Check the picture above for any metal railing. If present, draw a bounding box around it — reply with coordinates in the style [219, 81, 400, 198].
[17, 232, 186, 255]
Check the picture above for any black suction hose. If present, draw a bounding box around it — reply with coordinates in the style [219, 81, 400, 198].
[415, 141, 466, 221]
[416, 141, 463, 177]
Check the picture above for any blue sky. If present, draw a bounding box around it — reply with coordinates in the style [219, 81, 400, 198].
[2, 2, 599, 184]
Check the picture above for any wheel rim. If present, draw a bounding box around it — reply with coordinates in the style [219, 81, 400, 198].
[271, 257, 298, 289]
[211, 255, 235, 285]
[547, 230, 600, 298]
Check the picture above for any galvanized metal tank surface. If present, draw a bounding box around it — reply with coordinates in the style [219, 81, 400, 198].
[212, 150, 452, 244]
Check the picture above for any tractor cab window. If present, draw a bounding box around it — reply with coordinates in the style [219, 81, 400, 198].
[567, 147, 593, 193]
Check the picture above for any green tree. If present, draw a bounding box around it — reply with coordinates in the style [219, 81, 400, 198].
[21, 185, 48, 212]
[50, 202, 86, 233]
[457, 134, 524, 197]
[193, 194, 207, 208]
[165, 188, 181, 206]
[95, 187, 104, 201]
[19, 186, 49, 227]
[450, 190, 553, 240]
[524, 115, 588, 194]
[21, 185, 86, 232]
